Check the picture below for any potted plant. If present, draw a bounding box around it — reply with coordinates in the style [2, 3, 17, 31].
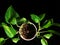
[0, 5, 60, 45]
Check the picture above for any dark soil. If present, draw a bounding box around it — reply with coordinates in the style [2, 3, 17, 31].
[20, 23, 36, 39]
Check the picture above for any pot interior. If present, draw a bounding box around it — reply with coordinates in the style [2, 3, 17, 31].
[19, 23, 37, 40]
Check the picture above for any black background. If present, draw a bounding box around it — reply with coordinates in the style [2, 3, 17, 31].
[0, 0, 60, 45]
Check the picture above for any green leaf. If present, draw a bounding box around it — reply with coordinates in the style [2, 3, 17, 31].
[47, 30, 60, 36]
[2, 23, 17, 38]
[42, 19, 53, 28]
[39, 13, 45, 21]
[10, 18, 17, 25]
[5, 5, 19, 23]
[30, 14, 40, 23]
[20, 17, 27, 23]
[0, 38, 5, 45]
[44, 33, 53, 39]
[12, 38, 20, 43]
[41, 38, 48, 45]
[53, 23, 60, 27]
[17, 17, 27, 24]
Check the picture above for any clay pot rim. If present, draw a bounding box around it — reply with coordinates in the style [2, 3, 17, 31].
[19, 22, 37, 41]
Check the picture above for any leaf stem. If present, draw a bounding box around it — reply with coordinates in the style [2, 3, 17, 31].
[5, 38, 9, 40]
[38, 23, 40, 31]
[16, 31, 19, 34]
[16, 24, 20, 28]
[38, 23, 44, 32]
[40, 31, 48, 33]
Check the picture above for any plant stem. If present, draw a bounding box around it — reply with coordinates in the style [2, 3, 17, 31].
[16, 24, 20, 28]
[5, 38, 9, 40]
[38, 22, 43, 32]
[16, 31, 19, 34]
[38, 23, 40, 31]
[40, 31, 48, 33]
[38, 22, 44, 32]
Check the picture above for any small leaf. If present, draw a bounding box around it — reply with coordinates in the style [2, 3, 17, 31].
[48, 30, 60, 36]
[42, 19, 53, 28]
[17, 17, 27, 24]
[2, 23, 17, 38]
[0, 38, 5, 45]
[10, 18, 17, 25]
[20, 17, 27, 23]
[30, 14, 40, 23]
[5, 5, 19, 23]
[12, 38, 20, 43]
[41, 38, 48, 45]
[44, 33, 53, 39]
[39, 13, 45, 21]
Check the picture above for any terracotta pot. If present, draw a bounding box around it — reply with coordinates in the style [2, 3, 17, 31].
[19, 22, 37, 41]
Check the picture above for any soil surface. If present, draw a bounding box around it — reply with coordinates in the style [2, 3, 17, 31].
[20, 23, 36, 39]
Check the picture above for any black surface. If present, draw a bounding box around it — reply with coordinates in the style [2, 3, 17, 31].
[0, 0, 60, 45]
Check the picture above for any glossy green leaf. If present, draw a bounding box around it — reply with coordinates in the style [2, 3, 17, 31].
[10, 18, 17, 25]
[17, 17, 27, 24]
[20, 17, 27, 23]
[5, 5, 19, 23]
[41, 38, 48, 45]
[2, 23, 17, 38]
[0, 38, 5, 45]
[42, 19, 53, 28]
[30, 14, 40, 23]
[47, 30, 60, 36]
[39, 13, 45, 21]
[12, 38, 20, 43]
[44, 33, 53, 39]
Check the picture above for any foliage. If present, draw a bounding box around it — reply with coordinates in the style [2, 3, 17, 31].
[0, 5, 60, 45]
[41, 38, 48, 45]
